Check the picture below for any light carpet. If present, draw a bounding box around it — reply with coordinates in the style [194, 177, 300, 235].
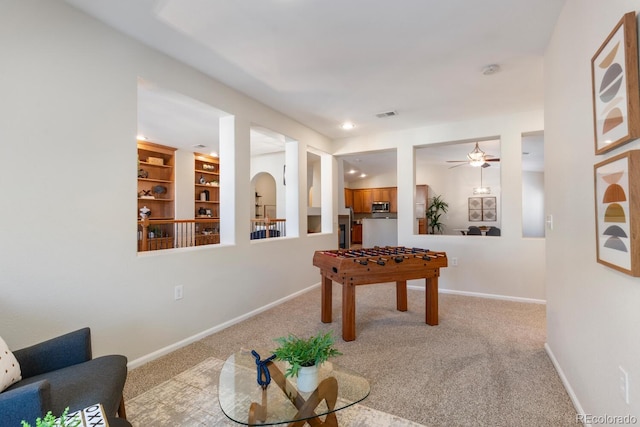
[127, 356, 423, 426]
[124, 286, 577, 426]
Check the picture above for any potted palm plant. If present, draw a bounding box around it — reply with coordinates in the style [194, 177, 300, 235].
[426, 194, 449, 234]
[273, 331, 341, 392]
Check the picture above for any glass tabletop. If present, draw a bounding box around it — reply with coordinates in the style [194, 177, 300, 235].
[218, 350, 370, 426]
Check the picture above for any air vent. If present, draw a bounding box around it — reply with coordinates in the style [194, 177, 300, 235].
[193, 144, 207, 149]
[375, 110, 398, 118]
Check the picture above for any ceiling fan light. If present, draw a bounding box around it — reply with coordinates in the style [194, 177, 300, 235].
[467, 142, 486, 165]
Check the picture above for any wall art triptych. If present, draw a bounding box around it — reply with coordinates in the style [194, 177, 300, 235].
[591, 11, 640, 276]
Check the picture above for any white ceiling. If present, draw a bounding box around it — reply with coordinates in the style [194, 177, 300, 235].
[340, 134, 544, 183]
[69, 0, 557, 177]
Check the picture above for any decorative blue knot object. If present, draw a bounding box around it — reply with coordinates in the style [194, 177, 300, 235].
[251, 350, 276, 389]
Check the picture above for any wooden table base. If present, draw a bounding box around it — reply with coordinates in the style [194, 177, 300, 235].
[248, 361, 339, 427]
[321, 275, 439, 342]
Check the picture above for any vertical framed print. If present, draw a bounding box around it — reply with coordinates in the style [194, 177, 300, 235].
[482, 197, 497, 221]
[468, 197, 482, 221]
[594, 150, 640, 276]
[591, 12, 640, 155]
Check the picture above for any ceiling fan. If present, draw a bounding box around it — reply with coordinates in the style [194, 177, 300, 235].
[446, 142, 500, 168]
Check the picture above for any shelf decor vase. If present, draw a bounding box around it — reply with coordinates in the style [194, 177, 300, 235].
[296, 365, 319, 393]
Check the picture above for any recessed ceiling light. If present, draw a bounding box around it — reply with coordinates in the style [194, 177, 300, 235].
[137, 134, 148, 140]
[348, 169, 357, 174]
[360, 173, 366, 178]
[341, 122, 355, 130]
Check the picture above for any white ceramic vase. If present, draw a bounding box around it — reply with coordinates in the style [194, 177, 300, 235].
[296, 365, 319, 392]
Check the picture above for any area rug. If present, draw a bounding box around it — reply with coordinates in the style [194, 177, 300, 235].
[127, 357, 424, 426]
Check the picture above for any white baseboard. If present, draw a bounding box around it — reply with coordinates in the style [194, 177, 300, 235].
[544, 343, 587, 426]
[129, 283, 543, 369]
[127, 284, 320, 369]
[407, 285, 547, 304]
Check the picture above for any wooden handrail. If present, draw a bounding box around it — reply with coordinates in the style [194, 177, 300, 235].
[250, 218, 286, 223]
[138, 218, 221, 252]
[138, 218, 286, 250]
[138, 218, 220, 226]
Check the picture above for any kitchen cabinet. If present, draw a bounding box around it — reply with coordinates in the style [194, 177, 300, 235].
[389, 187, 398, 213]
[352, 187, 397, 213]
[344, 188, 354, 209]
[353, 189, 372, 213]
[372, 188, 391, 202]
[352, 223, 362, 244]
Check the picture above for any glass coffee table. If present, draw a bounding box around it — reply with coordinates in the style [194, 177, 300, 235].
[219, 350, 370, 426]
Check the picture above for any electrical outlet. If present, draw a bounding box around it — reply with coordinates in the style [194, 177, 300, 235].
[451, 257, 458, 266]
[174, 285, 183, 300]
[619, 366, 630, 404]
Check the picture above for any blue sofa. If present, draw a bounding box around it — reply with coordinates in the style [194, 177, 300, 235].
[0, 328, 130, 426]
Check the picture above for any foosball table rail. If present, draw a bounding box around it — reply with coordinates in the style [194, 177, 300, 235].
[313, 246, 447, 286]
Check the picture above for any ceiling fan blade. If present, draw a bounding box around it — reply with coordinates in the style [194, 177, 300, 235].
[446, 160, 468, 163]
[485, 158, 500, 162]
[448, 163, 468, 169]
[481, 162, 491, 168]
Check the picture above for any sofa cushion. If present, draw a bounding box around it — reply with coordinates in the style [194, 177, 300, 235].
[5, 354, 126, 417]
[0, 336, 21, 392]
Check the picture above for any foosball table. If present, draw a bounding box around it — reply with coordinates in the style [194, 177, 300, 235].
[313, 246, 448, 341]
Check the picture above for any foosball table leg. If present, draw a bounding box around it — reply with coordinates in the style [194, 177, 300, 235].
[396, 280, 408, 312]
[321, 275, 333, 323]
[425, 277, 439, 326]
[342, 283, 356, 341]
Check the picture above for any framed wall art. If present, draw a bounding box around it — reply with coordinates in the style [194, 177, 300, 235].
[594, 150, 640, 276]
[468, 197, 482, 222]
[468, 196, 497, 222]
[482, 197, 497, 221]
[591, 12, 640, 155]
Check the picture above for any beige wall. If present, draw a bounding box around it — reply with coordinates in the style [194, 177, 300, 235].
[333, 111, 546, 301]
[0, 0, 335, 365]
[545, 0, 640, 417]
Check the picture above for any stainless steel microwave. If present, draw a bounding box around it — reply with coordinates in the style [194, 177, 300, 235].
[371, 201, 390, 212]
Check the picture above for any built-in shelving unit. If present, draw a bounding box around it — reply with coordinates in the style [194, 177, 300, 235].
[194, 153, 220, 218]
[137, 141, 176, 220]
[194, 153, 221, 245]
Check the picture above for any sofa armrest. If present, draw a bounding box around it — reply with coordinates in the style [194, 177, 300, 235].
[0, 380, 51, 426]
[13, 328, 92, 378]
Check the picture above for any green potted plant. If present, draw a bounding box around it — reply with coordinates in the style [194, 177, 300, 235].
[426, 194, 449, 234]
[273, 331, 341, 392]
[22, 408, 81, 427]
